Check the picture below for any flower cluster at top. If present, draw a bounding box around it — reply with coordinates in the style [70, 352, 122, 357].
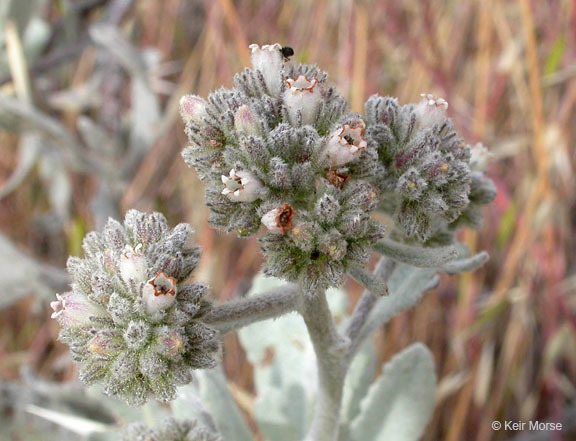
[51, 210, 220, 406]
[180, 43, 496, 290]
[180, 43, 385, 294]
[122, 417, 221, 441]
[364, 94, 496, 244]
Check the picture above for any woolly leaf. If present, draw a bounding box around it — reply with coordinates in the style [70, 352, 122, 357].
[350, 343, 436, 441]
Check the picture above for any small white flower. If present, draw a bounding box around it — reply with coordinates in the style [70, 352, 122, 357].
[234, 104, 261, 136]
[283, 75, 322, 126]
[221, 169, 264, 202]
[414, 93, 449, 128]
[142, 272, 177, 315]
[261, 204, 294, 234]
[249, 43, 285, 97]
[179, 95, 208, 125]
[470, 142, 493, 171]
[119, 244, 148, 284]
[50, 292, 104, 327]
[322, 123, 367, 167]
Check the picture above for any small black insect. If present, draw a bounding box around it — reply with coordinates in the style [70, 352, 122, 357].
[280, 46, 294, 61]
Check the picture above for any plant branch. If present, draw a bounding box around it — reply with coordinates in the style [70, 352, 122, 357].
[373, 238, 458, 268]
[347, 271, 440, 361]
[347, 264, 390, 297]
[344, 257, 396, 358]
[300, 289, 347, 441]
[203, 285, 299, 334]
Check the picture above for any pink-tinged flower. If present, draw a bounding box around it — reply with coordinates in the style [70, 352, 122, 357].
[221, 169, 264, 202]
[283, 75, 322, 126]
[179, 95, 208, 125]
[50, 292, 104, 328]
[249, 43, 284, 97]
[142, 272, 178, 315]
[322, 124, 367, 167]
[119, 244, 148, 284]
[261, 204, 294, 234]
[234, 104, 261, 136]
[414, 93, 449, 128]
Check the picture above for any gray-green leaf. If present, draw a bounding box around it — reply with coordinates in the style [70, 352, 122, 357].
[350, 343, 437, 441]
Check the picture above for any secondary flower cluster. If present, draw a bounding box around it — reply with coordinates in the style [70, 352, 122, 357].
[364, 94, 496, 244]
[122, 417, 221, 441]
[180, 43, 384, 292]
[51, 210, 220, 406]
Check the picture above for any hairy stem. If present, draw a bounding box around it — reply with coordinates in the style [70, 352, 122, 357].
[203, 285, 299, 334]
[300, 289, 347, 441]
[344, 257, 396, 363]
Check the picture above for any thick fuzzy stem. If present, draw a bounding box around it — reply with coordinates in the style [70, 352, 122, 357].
[203, 285, 299, 334]
[300, 289, 347, 441]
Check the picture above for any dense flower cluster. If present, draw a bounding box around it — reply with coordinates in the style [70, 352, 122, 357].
[364, 94, 496, 244]
[51, 210, 220, 405]
[180, 43, 384, 291]
[122, 417, 221, 441]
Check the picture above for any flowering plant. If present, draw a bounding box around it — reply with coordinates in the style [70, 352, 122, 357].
[51, 43, 495, 441]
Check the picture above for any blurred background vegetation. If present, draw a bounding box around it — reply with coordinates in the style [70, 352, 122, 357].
[0, 0, 574, 440]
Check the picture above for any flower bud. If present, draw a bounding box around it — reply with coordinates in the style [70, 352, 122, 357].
[142, 272, 177, 315]
[50, 292, 105, 328]
[87, 331, 120, 359]
[323, 124, 367, 167]
[249, 43, 284, 97]
[234, 104, 262, 136]
[261, 204, 294, 234]
[119, 244, 148, 284]
[179, 95, 208, 125]
[157, 328, 186, 358]
[283, 75, 322, 126]
[469, 142, 492, 172]
[221, 168, 264, 202]
[414, 93, 448, 128]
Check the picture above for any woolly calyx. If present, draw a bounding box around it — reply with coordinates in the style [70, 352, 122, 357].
[364, 94, 481, 242]
[122, 417, 222, 441]
[51, 210, 221, 406]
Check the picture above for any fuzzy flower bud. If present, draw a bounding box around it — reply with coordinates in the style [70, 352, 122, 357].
[50, 292, 105, 328]
[52, 210, 220, 406]
[234, 104, 262, 136]
[283, 75, 322, 126]
[180, 95, 208, 125]
[323, 123, 367, 167]
[469, 142, 492, 172]
[119, 244, 148, 283]
[414, 93, 449, 128]
[249, 43, 284, 97]
[261, 204, 294, 234]
[221, 168, 264, 202]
